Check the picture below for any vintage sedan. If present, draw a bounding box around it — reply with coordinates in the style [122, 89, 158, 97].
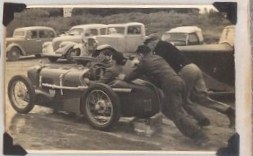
[5, 26, 57, 61]
[42, 24, 108, 62]
[95, 22, 146, 55]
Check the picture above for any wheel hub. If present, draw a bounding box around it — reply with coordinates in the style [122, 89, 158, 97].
[95, 100, 107, 112]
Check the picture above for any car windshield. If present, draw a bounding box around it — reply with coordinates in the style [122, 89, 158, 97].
[68, 28, 84, 36]
[107, 26, 125, 35]
[162, 33, 187, 42]
[13, 30, 25, 37]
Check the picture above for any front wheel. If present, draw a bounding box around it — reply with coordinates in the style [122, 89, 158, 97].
[82, 83, 120, 131]
[8, 75, 35, 114]
[7, 47, 21, 61]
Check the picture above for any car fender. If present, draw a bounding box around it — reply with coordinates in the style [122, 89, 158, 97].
[55, 41, 77, 55]
[6, 43, 26, 55]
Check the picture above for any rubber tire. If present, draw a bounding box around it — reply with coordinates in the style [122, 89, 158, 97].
[66, 48, 80, 62]
[48, 57, 58, 63]
[8, 75, 35, 114]
[82, 83, 120, 131]
[7, 47, 21, 61]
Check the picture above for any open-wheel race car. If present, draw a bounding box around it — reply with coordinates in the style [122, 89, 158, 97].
[7, 55, 161, 131]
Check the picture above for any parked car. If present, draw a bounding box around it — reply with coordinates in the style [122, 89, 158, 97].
[42, 24, 108, 62]
[95, 22, 146, 55]
[161, 26, 204, 46]
[7, 56, 161, 130]
[5, 26, 57, 61]
[177, 25, 235, 91]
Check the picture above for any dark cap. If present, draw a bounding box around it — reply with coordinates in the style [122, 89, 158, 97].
[144, 34, 160, 45]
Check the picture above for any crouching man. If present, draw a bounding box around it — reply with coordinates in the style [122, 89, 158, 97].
[144, 35, 235, 128]
[120, 45, 209, 145]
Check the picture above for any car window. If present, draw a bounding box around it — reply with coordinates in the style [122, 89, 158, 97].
[127, 26, 141, 35]
[165, 33, 186, 42]
[69, 28, 83, 36]
[39, 30, 55, 38]
[13, 30, 25, 37]
[108, 27, 125, 35]
[188, 33, 199, 45]
[100, 28, 107, 35]
[27, 30, 38, 39]
[89, 29, 98, 36]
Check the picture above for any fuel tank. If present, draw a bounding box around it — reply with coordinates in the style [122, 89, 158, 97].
[40, 66, 89, 87]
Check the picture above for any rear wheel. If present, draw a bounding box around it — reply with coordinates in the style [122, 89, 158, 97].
[48, 57, 58, 63]
[8, 75, 35, 114]
[7, 47, 21, 61]
[82, 83, 120, 131]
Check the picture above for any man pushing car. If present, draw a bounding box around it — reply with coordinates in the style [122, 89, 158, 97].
[120, 45, 209, 146]
[144, 34, 235, 128]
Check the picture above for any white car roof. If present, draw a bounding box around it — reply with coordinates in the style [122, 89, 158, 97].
[107, 22, 144, 27]
[166, 26, 202, 34]
[71, 24, 108, 30]
[14, 26, 55, 31]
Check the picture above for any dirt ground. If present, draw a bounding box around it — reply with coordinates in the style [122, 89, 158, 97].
[4, 57, 235, 153]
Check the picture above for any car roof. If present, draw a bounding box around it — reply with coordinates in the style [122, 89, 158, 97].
[107, 22, 144, 27]
[14, 26, 55, 31]
[71, 24, 108, 29]
[166, 26, 202, 33]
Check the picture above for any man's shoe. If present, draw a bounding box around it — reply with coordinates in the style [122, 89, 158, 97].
[225, 107, 235, 128]
[197, 118, 210, 127]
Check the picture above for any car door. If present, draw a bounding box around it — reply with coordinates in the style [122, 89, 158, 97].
[21, 30, 40, 55]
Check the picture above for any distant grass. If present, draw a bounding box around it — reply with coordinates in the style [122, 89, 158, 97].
[7, 10, 232, 43]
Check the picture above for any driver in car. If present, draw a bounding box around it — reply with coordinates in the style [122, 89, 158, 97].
[98, 50, 127, 84]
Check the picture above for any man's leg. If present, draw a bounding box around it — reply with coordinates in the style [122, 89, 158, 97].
[162, 79, 209, 142]
[179, 64, 210, 126]
[190, 68, 235, 127]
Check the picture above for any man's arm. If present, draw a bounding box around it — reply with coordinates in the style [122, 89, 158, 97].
[98, 69, 117, 84]
[124, 62, 144, 82]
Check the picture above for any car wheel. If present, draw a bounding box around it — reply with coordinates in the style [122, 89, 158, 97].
[82, 83, 120, 131]
[7, 47, 21, 61]
[48, 57, 58, 63]
[8, 75, 35, 114]
[35, 54, 42, 58]
[66, 48, 81, 62]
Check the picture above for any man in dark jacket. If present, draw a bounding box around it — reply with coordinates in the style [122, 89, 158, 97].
[144, 35, 235, 128]
[122, 45, 209, 145]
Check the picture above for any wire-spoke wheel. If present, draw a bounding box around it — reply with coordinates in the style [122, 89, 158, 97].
[8, 75, 35, 114]
[82, 83, 120, 131]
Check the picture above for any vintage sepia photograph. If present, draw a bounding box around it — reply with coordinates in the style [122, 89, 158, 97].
[2, 1, 250, 155]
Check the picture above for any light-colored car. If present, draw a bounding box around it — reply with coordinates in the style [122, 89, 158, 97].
[42, 24, 108, 62]
[95, 22, 146, 55]
[96, 22, 146, 53]
[161, 26, 204, 46]
[5, 26, 56, 61]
